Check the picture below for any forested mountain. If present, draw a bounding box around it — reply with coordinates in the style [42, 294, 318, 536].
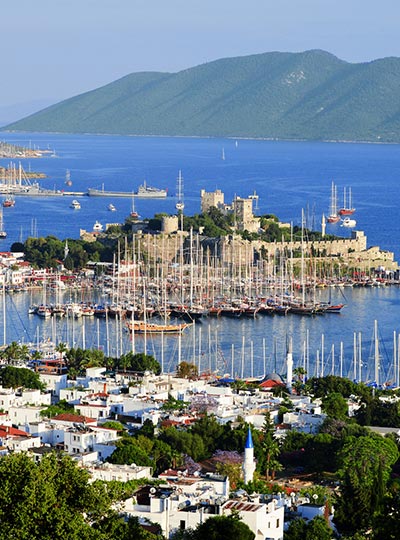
[5, 49, 400, 142]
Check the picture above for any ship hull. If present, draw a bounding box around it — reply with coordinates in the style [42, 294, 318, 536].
[87, 187, 167, 198]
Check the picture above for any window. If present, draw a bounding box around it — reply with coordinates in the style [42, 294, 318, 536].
[276, 519, 280, 528]
[180, 521, 186, 530]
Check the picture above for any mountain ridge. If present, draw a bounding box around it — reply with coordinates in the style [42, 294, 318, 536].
[4, 49, 400, 142]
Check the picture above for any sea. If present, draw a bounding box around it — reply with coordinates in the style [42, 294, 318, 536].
[1, 132, 400, 383]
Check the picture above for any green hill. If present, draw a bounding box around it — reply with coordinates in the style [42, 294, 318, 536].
[4, 50, 400, 142]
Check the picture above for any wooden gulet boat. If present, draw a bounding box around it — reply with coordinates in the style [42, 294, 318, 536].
[126, 320, 192, 334]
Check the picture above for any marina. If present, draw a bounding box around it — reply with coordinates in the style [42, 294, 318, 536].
[2, 281, 400, 384]
[0, 132, 400, 384]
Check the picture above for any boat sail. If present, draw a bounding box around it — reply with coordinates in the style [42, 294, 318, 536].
[327, 181, 340, 223]
[338, 187, 355, 215]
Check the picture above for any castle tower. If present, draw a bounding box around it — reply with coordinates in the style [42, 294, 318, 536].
[243, 427, 256, 484]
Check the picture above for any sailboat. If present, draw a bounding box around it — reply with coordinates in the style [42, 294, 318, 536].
[327, 181, 340, 223]
[338, 187, 355, 215]
[221, 147, 225, 161]
[0, 207, 6, 238]
[65, 169, 72, 187]
[130, 196, 139, 219]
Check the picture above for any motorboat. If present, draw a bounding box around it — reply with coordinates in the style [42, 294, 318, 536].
[93, 221, 103, 232]
[341, 217, 357, 228]
[70, 199, 81, 209]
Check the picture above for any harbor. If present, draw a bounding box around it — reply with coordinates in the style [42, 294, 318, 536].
[2, 280, 400, 385]
[0, 132, 399, 384]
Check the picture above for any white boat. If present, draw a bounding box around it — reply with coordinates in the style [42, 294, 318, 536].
[93, 221, 103, 232]
[107, 203, 116, 211]
[70, 199, 81, 209]
[341, 217, 357, 228]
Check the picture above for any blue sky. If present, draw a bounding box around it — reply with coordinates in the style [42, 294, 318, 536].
[1, 0, 399, 112]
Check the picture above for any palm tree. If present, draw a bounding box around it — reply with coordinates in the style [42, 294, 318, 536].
[55, 342, 68, 358]
[4, 341, 21, 365]
[262, 412, 282, 481]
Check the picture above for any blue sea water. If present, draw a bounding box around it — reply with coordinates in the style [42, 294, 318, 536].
[1, 132, 400, 381]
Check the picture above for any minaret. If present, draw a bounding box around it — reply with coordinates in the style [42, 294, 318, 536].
[64, 240, 69, 260]
[286, 336, 293, 393]
[321, 213, 326, 238]
[243, 427, 256, 484]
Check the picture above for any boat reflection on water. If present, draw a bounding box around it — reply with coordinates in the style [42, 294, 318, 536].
[2, 284, 400, 383]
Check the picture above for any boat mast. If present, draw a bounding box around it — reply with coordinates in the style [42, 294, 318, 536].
[374, 319, 380, 386]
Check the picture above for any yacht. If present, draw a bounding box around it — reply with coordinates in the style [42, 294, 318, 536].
[341, 217, 357, 228]
[107, 203, 116, 211]
[70, 199, 81, 210]
[93, 221, 103, 232]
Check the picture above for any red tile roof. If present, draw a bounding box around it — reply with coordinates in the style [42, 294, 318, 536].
[0, 425, 30, 438]
[51, 413, 96, 424]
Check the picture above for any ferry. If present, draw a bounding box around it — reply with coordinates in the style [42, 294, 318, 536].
[87, 181, 167, 198]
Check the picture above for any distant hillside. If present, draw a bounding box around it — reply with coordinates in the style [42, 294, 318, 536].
[4, 50, 400, 142]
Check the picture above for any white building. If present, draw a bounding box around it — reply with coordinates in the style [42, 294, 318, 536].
[64, 425, 119, 461]
[86, 462, 153, 482]
[122, 483, 284, 539]
[39, 373, 68, 400]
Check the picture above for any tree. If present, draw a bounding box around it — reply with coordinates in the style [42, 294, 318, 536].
[0, 452, 111, 540]
[161, 394, 189, 412]
[182, 514, 255, 540]
[321, 392, 348, 420]
[107, 438, 154, 467]
[117, 352, 161, 375]
[40, 399, 74, 419]
[285, 516, 333, 540]
[334, 434, 399, 535]
[293, 367, 307, 394]
[176, 361, 198, 379]
[0, 365, 45, 391]
[372, 490, 400, 539]
[261, 412, 281, 481]
[0, 341, 22, 365]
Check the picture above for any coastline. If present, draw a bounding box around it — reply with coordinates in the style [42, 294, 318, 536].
[1, 129, 399, 146]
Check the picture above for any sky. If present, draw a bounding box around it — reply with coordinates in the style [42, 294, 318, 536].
[1, 0, 399, 118]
